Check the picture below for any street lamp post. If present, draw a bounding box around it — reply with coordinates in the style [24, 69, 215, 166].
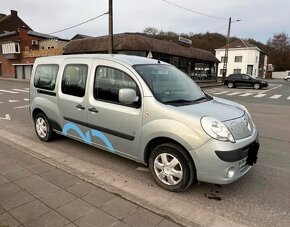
[222, 17, 241, 82]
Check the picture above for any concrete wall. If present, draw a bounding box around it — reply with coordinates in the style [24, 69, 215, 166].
[39, 40, 68, 50]
[272, 71, 290, 79]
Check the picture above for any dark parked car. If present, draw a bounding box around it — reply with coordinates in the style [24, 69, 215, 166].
[224, 74, 268, 89]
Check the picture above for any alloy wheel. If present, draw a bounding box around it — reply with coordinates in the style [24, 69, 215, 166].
[153, 153, 183, 186]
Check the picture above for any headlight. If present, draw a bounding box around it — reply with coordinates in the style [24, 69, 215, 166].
[239, 105, 255, 128]
[201, 116, 235, 143]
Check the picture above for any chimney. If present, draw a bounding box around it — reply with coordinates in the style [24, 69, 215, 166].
[11, 10, 18, 16]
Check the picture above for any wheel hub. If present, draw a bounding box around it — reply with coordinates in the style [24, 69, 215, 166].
[164, 166, 172, 175]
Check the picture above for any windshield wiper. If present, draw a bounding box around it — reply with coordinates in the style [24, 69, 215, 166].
[164, 99, 194, 104]
[193, 96, 208, 102]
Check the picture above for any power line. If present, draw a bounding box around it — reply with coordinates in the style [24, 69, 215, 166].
[48, 12, 109, 35]
[161, 0, 227, 20]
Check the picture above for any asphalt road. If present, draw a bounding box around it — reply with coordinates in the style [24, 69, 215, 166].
[0, 78, 290, 227]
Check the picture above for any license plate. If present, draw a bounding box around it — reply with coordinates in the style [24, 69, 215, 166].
[246, 142, 259, 165]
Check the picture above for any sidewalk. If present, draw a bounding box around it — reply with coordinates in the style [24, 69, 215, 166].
[0, 141, 182, 227]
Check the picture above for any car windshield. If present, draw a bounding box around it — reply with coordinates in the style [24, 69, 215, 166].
[133, 64, 207, 105]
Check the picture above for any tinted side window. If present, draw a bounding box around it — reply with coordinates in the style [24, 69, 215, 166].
[242, 74, 250, 80]
[94, 66, 140, 107]
[228, 74, 236, 79]
[61, 64, 88, 97]
[34, 64, 59, 90]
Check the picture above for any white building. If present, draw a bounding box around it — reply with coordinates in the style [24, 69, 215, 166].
[215, 39, 267, 78]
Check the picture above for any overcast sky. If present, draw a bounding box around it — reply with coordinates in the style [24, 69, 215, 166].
[2, 0, 289, 44]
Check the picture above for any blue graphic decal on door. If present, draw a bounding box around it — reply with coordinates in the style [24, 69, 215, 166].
[62, 122, 115, 153]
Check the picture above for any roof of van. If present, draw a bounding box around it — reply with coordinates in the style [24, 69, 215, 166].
[35, 54, 168, 66]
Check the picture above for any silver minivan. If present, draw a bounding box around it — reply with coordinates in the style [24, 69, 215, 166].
[30, 54, 259, 192]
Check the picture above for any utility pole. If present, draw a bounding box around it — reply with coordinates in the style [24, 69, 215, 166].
[108, 0, 113, 54]
[222, 17, 231, 82]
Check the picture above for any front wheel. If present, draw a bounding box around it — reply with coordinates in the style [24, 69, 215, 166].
[149, 143, 195, 192]
[34, 113, 55, 142]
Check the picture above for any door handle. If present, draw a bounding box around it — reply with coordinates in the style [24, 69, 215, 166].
[76, 104, 85, 110]
[88, 107, 99, 113]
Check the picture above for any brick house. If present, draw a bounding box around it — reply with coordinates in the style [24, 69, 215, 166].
[0, 10, 68, 79]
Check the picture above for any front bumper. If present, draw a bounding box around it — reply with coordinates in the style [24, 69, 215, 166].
[191, 129, 259, 185]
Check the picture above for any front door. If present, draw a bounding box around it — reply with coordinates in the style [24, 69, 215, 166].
[57, 58, 93, 143]
[247, 65, 253, 75]
[86, 59, 143, 159]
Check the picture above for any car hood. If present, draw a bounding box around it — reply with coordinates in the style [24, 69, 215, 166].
[178, 97, 245, 122]
[177, 97, 253, 140]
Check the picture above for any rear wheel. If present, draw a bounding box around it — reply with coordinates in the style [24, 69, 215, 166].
[253, 83, 261, 89]
[34, 113, 55, 142]
[149, 143, 195, 192]
[227, 82, 234, 88]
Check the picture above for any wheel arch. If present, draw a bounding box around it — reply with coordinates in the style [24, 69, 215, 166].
[144, 137, 196, 172]
[32, 108, 45, 120]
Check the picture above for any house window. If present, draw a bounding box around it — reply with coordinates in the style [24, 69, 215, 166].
[235, 56, 242, 62]
[1, 42, 20, 54]
[256, 56, 258, 63]
[233, 69, 241, 74]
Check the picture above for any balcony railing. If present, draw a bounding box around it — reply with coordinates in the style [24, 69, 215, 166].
[4, 53, 21, 60]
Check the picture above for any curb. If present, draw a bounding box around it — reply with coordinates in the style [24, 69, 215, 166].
[0, 77, 30, 84]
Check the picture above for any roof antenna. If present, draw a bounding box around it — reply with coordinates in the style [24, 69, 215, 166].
[157, 59, 161, 63]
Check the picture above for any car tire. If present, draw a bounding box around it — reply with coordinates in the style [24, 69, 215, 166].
[253, 83, 261, 89]
[228, 82, 234, 88]
[149, 143, 195, 192]
[34, 112, 55, 142]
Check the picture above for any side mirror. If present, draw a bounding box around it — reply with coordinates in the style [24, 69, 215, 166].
[119, 88, 138, 104]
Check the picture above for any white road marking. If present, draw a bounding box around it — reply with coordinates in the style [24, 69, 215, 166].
[11, 89, 29, 93]
[0, 89, 18, 94]
[213, 91, 229, 95]
[287, 96, 290, 100]
[270, 95, 281, 99]
[254, 94, 267, 98]
[260, 84, 283, 94]
[9, 100, 20, 103]
[0, 102, 3, 104]
[0, 114, 10, 120]
[24, 99, 30, 101]
[227, 92, 241, 96]
[239, 93, 253, 97]
[14, 105, 29, 109]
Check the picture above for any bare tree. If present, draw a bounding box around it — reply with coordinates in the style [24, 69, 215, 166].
[267, 33, 290, 71]
[143, 27, 159, 36]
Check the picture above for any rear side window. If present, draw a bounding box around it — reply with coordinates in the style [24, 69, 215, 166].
[34, 64, 59, 90]
[61, 64, 88, 97]
[229, 74, 240, 79]
[94, 66, 140, 107]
